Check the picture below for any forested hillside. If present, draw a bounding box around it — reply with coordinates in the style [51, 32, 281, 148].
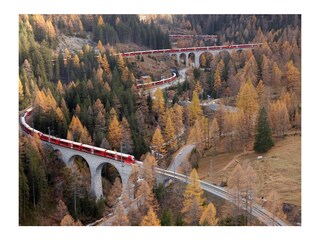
[19, 14, 300, 226]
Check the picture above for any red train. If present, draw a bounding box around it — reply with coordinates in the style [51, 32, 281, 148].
[136, 72, 177, 89]
[20, 108, 136, 164]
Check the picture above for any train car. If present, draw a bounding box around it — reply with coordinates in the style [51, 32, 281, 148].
[208, 46, 219, 51]
[93, 146, 107, 157]
[40, 133, 50, 142]
[121, 153, 136, 164]
[165, 49, 177, 53]
[33, 129, 42, 138]
[25, 108, 33, 117]
[59, 139, 73, 148]
[23, 125, 33, 135]
[82, 144, 93, 154]
[107, 150, 122, 161]
[106, 150, 135, 164]
[73, 142, 82, 151]
[50, 136, 60, 145]
[105, 150, 116, 159]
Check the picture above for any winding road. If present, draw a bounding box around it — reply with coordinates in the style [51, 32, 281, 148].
[167, 143, 196, 172]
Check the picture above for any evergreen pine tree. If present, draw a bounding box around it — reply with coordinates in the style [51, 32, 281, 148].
[254, 107, 274, 153]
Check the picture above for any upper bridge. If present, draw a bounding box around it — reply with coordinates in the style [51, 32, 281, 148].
[117, 43, 263, 67]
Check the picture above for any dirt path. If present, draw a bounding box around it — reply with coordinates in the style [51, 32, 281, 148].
[220, 150, 254, 172]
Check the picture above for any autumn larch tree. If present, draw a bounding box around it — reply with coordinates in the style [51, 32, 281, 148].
[271, 62, 282, 89]
[244, 165, 257, 225]
[151, 127, 166, 161]
[211, 117, 220, 151]
[172, 103, 184, 136]
[152, 88, 166, 128]
[19, 77, 24, 106]
[140, 207, 161, 226]
[236, 80, 259, 141]
[200, 54, 206, 67]
[106, 177, 122, 207]
[108, 115, 122, 151]
[194, 80, 202, 95]
[67, 115, 92, 144]
[121, 117, 134, 154]
[261, 55, 271, 85]
[181, 168, 206, 225]
[213, 60, 224, 97]
[60, 214, 82, 226]
[111, 203, 130, 226]
[227, 163, 246, 223]
[164, 115, 177, 150]
[285, 60, 301, 96]
[256, 80, 266, 107]
[199, 202, 218, 226]
[269, 100, 290, 138]
[116, 55, 125, 75]
[136, 180, 159, 213]
[254, 107, 274, 153]
[238, 54, 258, 84]
[188, 90, 202, 125]
[97, 40, 105, 53]
[142, 153, 157, 188]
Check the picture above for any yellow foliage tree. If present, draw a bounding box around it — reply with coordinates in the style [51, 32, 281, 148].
[143, 152, 157, 187]
[60, 214, 82, 226]
[45, 20, 56, 38]
[136, 180, 159, 213]
[57, 80, 65, 95]
[111, 203, 130, 226]
[285, 60, 300, 95]
[97, 40, 105, 53]
[19, 77, 24, 103]
[237, 80, 259, 117]
[182, 169, 206, 225]
[121, 66, 130, 82]
[211, 117, 220, 150]
[67, 115, 92, 144]
[164, 115, 177, 150]
[151, 128, 166, 159]
[269, 100, 290, 137]
[102, 54, 110, 74]
[200, 54, 206, 67]
[236, 80, 259, 138]
[173, 103, 184, 135]
[140, 207, 161, 226]
[256, 80, 265, 106]
[199, 202, 218, 226]
[117, 55, 125, 74]
[152, 88, 166, 127]
[108, 116, 122, 150]
[227, 164, 246, 217]
[271, 62, 282, 88]
[188, 90, 202, 125]
[97, 16, 105, 26]
[194, 81, 202, 95]
[73, 54, 80, 68]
